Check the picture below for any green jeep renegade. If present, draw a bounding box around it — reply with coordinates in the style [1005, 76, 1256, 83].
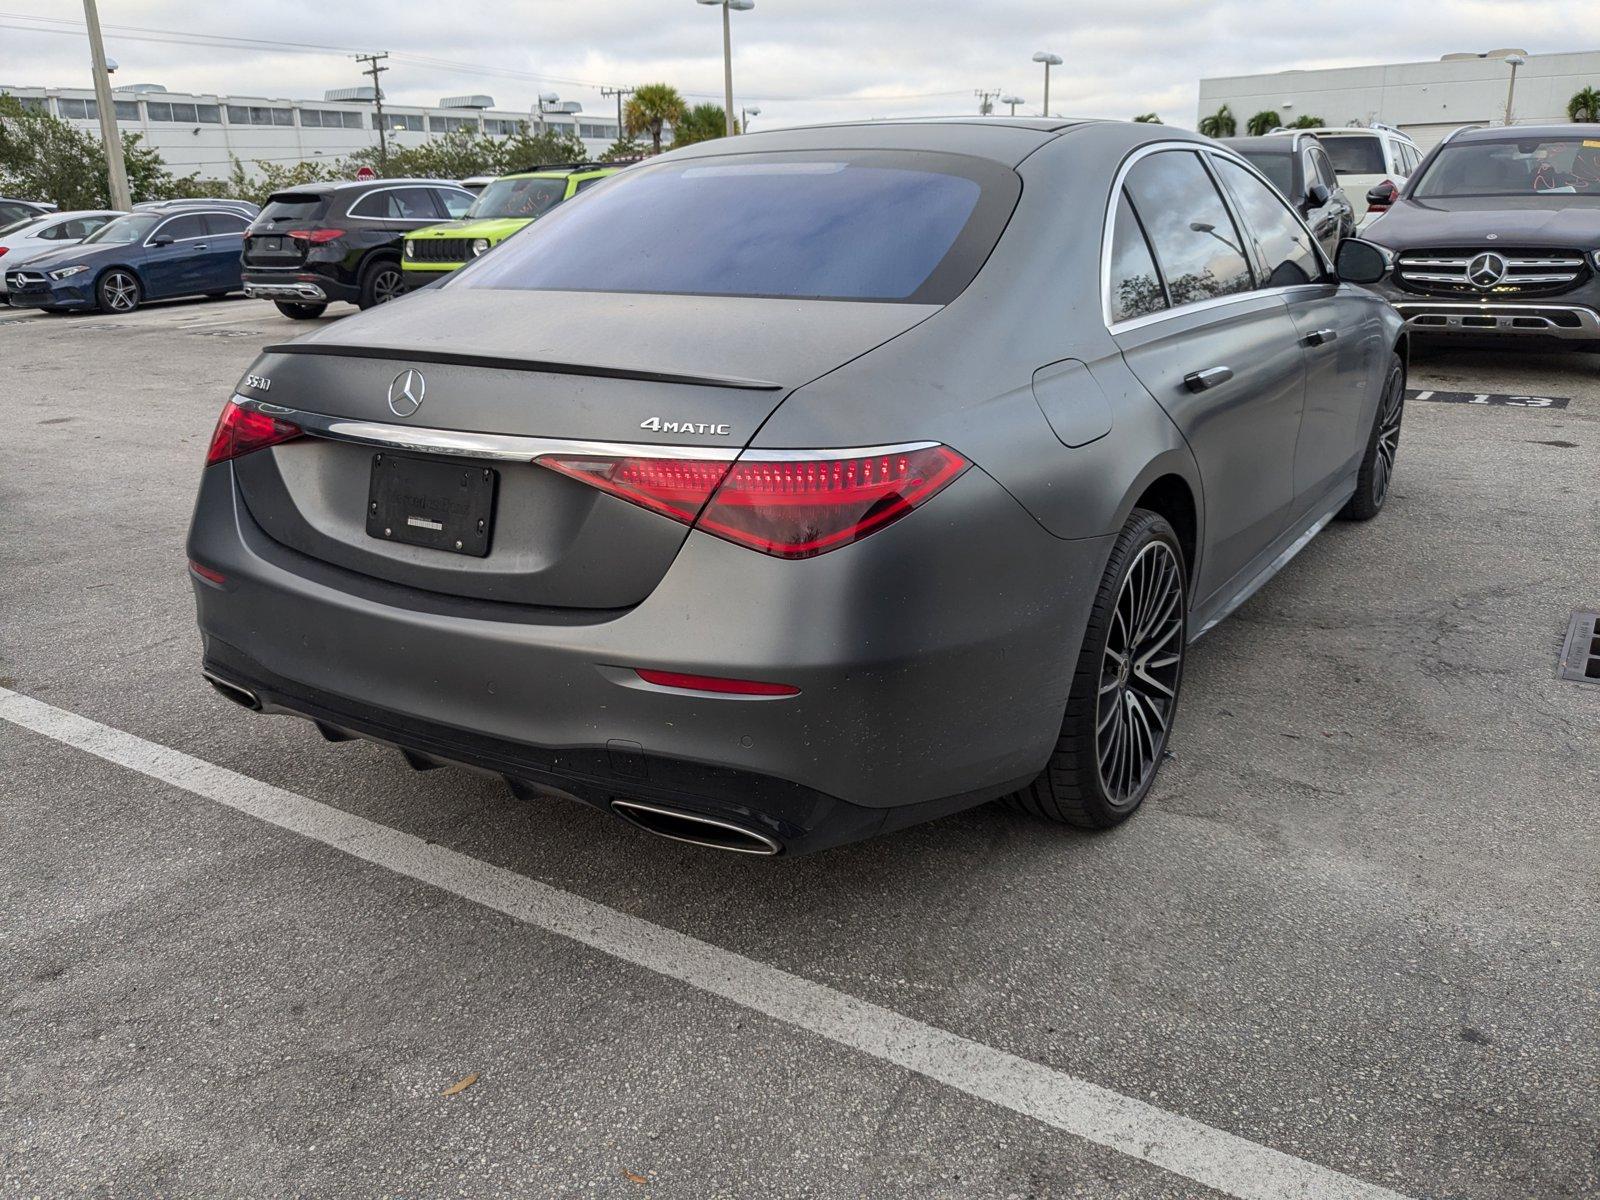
[402, 165, 619, 281]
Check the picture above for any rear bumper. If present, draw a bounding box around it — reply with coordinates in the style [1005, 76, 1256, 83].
[243, 267, 357, 305]
[187, 459, 1111, 853]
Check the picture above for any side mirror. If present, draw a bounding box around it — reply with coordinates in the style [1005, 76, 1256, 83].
[1305, 182, 1332, 208]
[1334, 238, 1391, 285]
[149, 233, 175, 247]
[1366, 182, 1399, 207]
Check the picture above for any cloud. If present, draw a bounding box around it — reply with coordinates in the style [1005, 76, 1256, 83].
[0, 0, 1591, 129]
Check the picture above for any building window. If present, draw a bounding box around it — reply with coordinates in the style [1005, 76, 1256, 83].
[57, 98, 98, 120]
[227, 105, 292, 126]
[377, 113, 424, 132]
[196, 104, 221, 124]
[114, 100, 139, 121]
[428, 115, 479, 134]
[147, 101, 201, 123]
[13, 96, 47, 113]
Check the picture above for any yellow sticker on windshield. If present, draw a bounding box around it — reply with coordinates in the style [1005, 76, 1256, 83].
[1585, 140, 1600, 148]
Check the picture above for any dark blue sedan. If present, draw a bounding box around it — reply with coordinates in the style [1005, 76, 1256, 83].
[4, 203, 253, 313]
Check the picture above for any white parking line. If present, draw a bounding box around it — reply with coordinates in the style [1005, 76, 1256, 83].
[0, 685, 1411, 1200]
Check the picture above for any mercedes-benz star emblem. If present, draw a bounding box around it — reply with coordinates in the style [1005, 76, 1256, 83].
[387, 368, 426, 418]
[1467, 252, 1507, 289]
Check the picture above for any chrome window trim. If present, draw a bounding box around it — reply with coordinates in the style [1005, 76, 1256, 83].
[230, 396, 936, 464]
[1101, 142, 1336, 335]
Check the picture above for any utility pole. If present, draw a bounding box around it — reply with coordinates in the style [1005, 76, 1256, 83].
[974, 89, 1001, 116]
[355, 52, 390, 171]
[601, 85, 636, 143]
[81, 0, 130, 210]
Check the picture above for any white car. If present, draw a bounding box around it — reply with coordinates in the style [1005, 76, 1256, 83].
[1270, 125, 1422, 228]
[0, 209, 124, 297]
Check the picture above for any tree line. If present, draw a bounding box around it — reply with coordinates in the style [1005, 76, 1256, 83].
[0, 83, 732, 209]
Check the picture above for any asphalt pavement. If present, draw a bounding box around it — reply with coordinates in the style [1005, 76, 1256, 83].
[1, 296, 1596, 1198]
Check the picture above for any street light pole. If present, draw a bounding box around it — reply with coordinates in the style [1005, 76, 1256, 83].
[81, 0, 130, 210]
[1503, 54, 1526, 127]
[742, 105, 761, 132]
[1001, 94, 1025, 116]
[698, 0, 754, 137]
[601, 85, 636, 143]
[1032, 51, 1063, 118]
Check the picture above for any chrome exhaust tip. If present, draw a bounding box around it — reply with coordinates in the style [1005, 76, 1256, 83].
[611, 799, 782, 856]
[203, 671, 261, 711]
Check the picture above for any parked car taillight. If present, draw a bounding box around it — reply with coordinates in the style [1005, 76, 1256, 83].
[535, 444, 970, 559]
[205, 399, 303, 466]
[287, 228, 345, 244]
[1365, 180, 1399, 214]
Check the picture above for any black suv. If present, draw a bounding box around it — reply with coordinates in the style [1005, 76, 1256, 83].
[1363, 124, 1600, 347]
[1227, 133, 1356, 257]
[241, 179, 475, 319]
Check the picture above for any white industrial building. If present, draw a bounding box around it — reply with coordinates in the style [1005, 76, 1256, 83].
[0, 83, 627, 179]
[1199, 49, 1600, 150]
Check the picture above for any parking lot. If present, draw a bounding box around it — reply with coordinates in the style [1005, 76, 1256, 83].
[1, 296, 1597, 1198]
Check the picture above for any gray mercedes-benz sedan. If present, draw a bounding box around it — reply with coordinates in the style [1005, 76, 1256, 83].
[188, 118, 1406, 855]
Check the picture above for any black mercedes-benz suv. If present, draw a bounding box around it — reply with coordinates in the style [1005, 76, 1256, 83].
[241, 179, 475, 319]
[1362, 125, 1600, 348]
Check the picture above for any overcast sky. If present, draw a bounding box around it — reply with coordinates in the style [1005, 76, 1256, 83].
[0, 1, 1592, 130]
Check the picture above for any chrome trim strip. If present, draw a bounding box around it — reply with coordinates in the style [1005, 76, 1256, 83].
[230, 396, 936, 463]
[1394, 301, 1600, 338]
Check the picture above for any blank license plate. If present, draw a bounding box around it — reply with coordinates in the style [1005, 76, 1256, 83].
[366, 453, 496, 557]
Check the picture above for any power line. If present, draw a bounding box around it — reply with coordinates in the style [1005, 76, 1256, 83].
[0, 14, 975, 106]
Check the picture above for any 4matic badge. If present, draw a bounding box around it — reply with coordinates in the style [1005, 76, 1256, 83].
[640, 416, 732, 436]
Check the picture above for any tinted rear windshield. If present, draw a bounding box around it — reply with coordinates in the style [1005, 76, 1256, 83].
[1237, 151, 1294, 197]
[1413, 137, 1600, 199]
[454, 150, 1020, 303]
[258, 193, 329, 223]
[1316, 135, 1386, 175]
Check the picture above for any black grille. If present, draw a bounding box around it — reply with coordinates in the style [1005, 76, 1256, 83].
[1558, 611, 1600, 687]
[407, 238, 470, 263]
[1396, 247, 1590, 298]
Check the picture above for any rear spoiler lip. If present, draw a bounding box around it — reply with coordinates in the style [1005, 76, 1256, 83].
[259, 342, 785, 392]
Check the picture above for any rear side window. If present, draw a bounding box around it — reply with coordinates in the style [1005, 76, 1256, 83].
[1309, 147, 1339, 191]
[158, 214, 207, 241]
[1122, 151, 1253, 307]
[1239, 150, 1294, 198]
[436, 189, 474, 218]
[1213, 158, 1322, 288]
[456, 150, 1020, 304]
[353, 188, 441, 219]
[1317, 135, 1386, 175]
[1106, 191, 1167, 323]
[203, 213, 250, 235]
[259, 194, 328, 224]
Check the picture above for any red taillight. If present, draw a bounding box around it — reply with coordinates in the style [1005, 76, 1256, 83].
[205, 400, 303, 466]
[535, 444, 969, 559]
[287, 228, 345, 244]
[0, 247, 8, 257]
[635, 669, 799, 697]
[188, 559, 227, 586]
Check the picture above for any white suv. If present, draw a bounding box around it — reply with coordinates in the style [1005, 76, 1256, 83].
[1270, 125, 1422, 228]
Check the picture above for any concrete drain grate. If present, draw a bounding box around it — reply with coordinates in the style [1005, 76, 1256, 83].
[1558, 611, 1600, 687]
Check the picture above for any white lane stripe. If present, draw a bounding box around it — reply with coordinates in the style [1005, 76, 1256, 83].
[0, 686, 1410, 1200]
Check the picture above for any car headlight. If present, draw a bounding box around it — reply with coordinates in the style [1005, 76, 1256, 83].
[403, 241, 414, 259]
[1591, 249, 1600, 271]
[471, 238, 491, 258]
[49, 264, 89, 280]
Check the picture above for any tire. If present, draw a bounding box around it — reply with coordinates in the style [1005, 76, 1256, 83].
[357, 258, 404, 310]
[274, 301, 328, 320]
[1338, 352, 1405, 521]
[1008, 509, 1187, 829]
[96, 269, 141, 314]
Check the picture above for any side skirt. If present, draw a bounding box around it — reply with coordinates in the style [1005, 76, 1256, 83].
[1189, 477, 1357, 642]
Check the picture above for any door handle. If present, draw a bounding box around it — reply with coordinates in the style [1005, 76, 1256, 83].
[1183, 366, 1233, 393]
[1302, 328, 1338, 347]
[194, 243, 210, 251]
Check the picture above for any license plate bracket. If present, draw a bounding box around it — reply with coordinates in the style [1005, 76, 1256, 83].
[366, 452, 497, 557]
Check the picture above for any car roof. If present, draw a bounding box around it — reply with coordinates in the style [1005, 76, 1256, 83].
[1225, 135, 1305, 154]
[659, 116, 1178, 169]
[293, 178, 467, 195]
[1449, 122, 1600, 142]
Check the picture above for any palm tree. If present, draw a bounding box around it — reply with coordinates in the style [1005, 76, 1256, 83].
[1246, 110, 1282, 136]
[1132, 113, 1163, 124]
[1570, 87, 1600, 123]
[672, 103, 737, 148]
[1289, 114, 1326, 129]
[1197, 104, 1236, 139]
[624, 83, 687, 155]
